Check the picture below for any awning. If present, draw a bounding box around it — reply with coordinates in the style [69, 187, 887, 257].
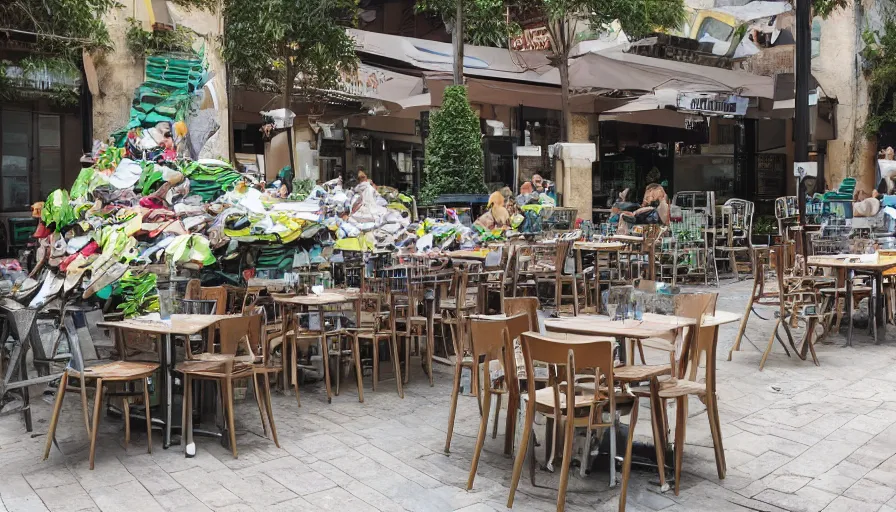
[553, 45, 775, 99]
[392, 93, 432, 119]
[426, 75, 629, 113]
[349, 29, 555, 84]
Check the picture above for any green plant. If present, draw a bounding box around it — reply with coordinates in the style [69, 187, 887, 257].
[222, 0, 359, 115]
[420, 85, 487, 204]
[416, 0, 521, 48]
[862, 20, 896, 137]
[753, 216, 777, 235]
[125, 17, 194, 55]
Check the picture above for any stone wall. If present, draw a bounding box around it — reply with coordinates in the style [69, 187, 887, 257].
[92, 1, 230, 159]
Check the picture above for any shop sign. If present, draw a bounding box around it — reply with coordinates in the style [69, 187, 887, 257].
[676, 92, 749, 116]
[337, 64, 391, 97]
[510, 25, 552, 51]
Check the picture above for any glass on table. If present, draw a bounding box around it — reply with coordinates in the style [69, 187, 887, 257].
[157, 287, 176, 322]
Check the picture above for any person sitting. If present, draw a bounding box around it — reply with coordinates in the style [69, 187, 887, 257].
[616, 183, 670, 234]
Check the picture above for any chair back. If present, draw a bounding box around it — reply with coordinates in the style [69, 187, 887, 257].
[672, 292, 717, 377]
[200, 286, 228, 314]
[519, 332, 616, 425]
[504, 297, 539, 332]
[184, 279, 201, 300]
[215, 315, 261, 357]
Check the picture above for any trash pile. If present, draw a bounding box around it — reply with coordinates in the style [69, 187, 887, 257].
[3, 50, 495, 317]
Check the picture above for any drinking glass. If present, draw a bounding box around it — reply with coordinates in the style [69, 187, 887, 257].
[158, 287, 176, 322]
[607, 303, 618, 321]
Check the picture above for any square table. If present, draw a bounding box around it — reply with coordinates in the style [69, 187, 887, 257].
[97, 314, 237, 448]
[807, 255, 896, 345]
[273, 292, 361, 403]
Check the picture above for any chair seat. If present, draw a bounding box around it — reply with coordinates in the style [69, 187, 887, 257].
[73, 361, 158, 381]
[354, 330, 395, 339]
[614, 364, 672, 382]
[531, 386, 606, 411]
[819, 287, 872, 294]
[439, 299, 476, 310]
[658, 379, 706, 398]
[177, 358, 255, 379]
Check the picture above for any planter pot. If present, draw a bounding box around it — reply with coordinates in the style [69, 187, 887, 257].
[751, 234, 772, 246]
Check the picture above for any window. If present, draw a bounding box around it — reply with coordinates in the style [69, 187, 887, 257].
[1, 110, 32, 210]
[811, 18, 822, 58]
[39, 115, 62, 199]
[697, 17, 734, 42]
[1, 110, 64, 210]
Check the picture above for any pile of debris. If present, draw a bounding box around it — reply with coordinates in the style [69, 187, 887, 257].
[5, 50, 486, 317]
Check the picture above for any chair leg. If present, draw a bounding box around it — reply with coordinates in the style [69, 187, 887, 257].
[403, 334, 411, 385]
[467, 381, 493, 490]
[619, 396, 640, 512]
[556, 415, 576, 512]
[224, 378, 238, 458]
[580, 425, 593, 479]
[252, 374, 268, 436]
[43, 369, 68, 460]
[426, 326, 435, 387]
[729, 276, 758, 360]
[507, 402, 535, 508]
[122, 395, 130, 451]
[352, 334, 364, 403]
[648, 388, 667, 490]
[88, 378, 104, 470]
[143, 377, 152, 454]
[291, 339, 301, 408]
[80, 374, 91, 436]
[492, 392, 501, 440]
[182, 375, 193, 455]
[759, 318, 781, 371]
[706, 391, 726, 479]
[371, 337, 379, 391]
[444, 355, 463, 453]
[391, 332, 403, 399]
[320, 335, 333, 403]
[262, 373, 280, 448]
[673, 397, 688, 496]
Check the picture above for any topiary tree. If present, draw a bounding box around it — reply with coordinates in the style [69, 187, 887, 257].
[420, 85, 486, 204]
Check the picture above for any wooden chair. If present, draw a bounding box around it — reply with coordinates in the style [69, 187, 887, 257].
[200, 286, 229, 314]
[715, 198, 755, 280]
[508, 332, 636, 512]
[656, 293, 726, 495]
[465, 314, 528, 489]
[177, 315, 279, 458]
[528, 240, 583, 315]
[390, 268, 438, 387]
[349, 279, 403, 398]
[43, 315, 157, 470]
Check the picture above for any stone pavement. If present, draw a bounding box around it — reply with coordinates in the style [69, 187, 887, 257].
[2, 279, 896, 512]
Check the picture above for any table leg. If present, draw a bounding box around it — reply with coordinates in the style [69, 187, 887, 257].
[163, 333, 172, 449]
[846, 270, 854, 347]
[595, 257, 602, 314]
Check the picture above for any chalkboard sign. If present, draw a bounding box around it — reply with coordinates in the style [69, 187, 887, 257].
[756, 153, 786, 198]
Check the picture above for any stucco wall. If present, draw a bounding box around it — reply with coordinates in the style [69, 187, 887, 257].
[92, 1, 230, 159]
[813, 0, 887, 193]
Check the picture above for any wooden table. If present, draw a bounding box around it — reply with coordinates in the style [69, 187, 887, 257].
[273, 292, 361, 403]
[807, 255, 896, 346]
[445, 249, 491, 262]
[97, 314, 236, 449]
[608, 234, 644, 243]
[544, 311, 739, 363]
[574, 241, 626, 312]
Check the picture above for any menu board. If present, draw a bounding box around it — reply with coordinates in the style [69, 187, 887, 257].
[756, 153, 786, 198]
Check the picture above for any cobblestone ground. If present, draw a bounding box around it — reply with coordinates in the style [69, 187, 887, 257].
[2, 279, 896, 512]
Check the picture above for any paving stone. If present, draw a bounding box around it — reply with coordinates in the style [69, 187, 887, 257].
[821, 496, 882, 512]
[844, 477, 896, 505]
[33, 483, 96, 512]
[1, 278, 896, 512]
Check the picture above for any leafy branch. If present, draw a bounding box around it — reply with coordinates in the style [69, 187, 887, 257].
[125, 17, 194, 55]
[861, 19, 896, 137]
